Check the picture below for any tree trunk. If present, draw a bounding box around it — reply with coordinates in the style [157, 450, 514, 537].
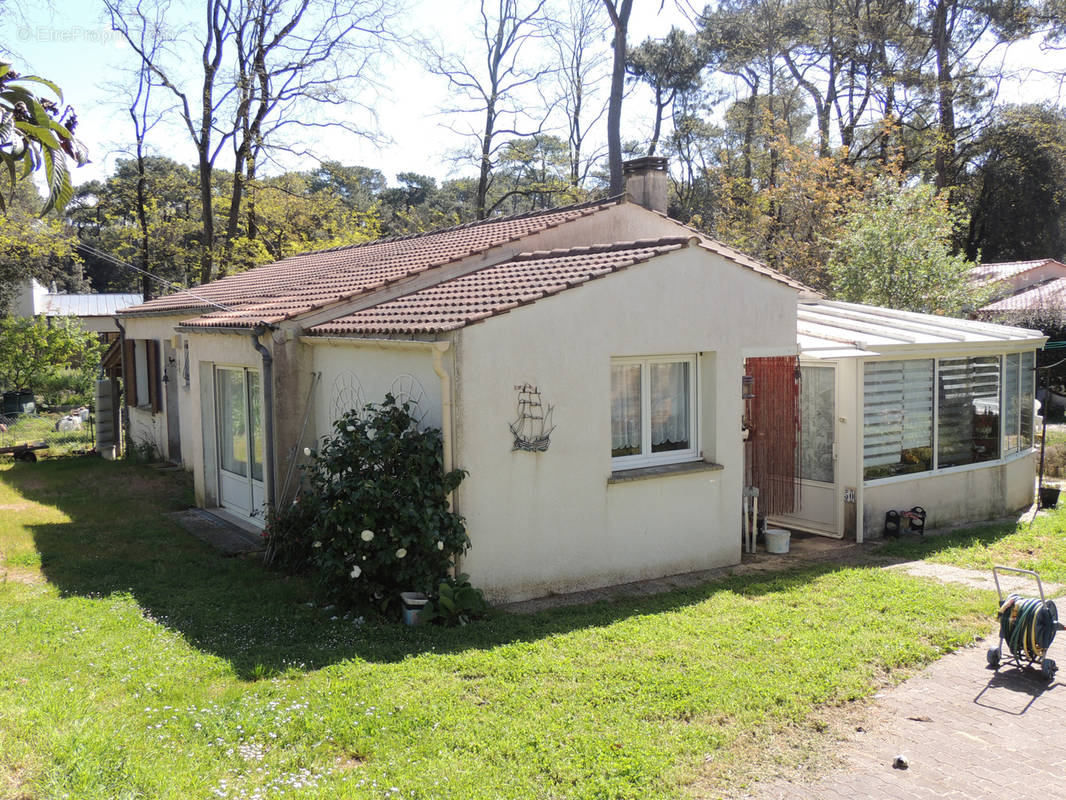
[134, 144, 153, 301]
[603, 0, 633, 195]
[932, 0, 956, 189]
[476, 96, 496, 220]
[198, 154, 215, 285]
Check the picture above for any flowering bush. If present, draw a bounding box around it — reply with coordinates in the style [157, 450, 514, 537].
[299, 394, 468, 610]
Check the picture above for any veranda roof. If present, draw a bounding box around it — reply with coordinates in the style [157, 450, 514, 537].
[797, 300, 1045, 359]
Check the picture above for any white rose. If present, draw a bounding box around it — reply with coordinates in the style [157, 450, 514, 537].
[313, 540, 322, 548]
[361, 529, 374, 542]
[436, 540, 444, 551]
[303, 447, 312, 456]
[395, 548, 407, 559]
[350, 565, 361, 578]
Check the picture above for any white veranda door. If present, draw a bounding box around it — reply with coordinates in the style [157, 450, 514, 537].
[795, 365, 838, 535]
[215, 367, 265, 520]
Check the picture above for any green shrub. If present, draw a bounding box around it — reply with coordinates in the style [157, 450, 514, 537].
[1042, 441, 1066, 478]
[263, 492, 320, 573]
[36, 367, 97, 407]
[424, 574, 489, 626]
[301, 395, 468, 611]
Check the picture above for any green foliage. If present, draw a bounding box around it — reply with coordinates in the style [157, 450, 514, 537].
[964, 104, 1066, 262]
[0, 316, 103, 393]
[827, 180, 985, 314]
[423, 573, 489, 626]
[0, 63, 88, 215]
[0, 180, 86, 312]
[35, 367, 97, 407]
[69, 156, 201, 292]
[299, 395, 468, 610]
[262, 491, 320, 574]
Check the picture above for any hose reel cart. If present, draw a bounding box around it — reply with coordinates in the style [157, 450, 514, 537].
[987, 566, 1065, 679]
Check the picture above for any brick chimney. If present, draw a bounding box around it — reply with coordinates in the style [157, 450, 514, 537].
[623, 156, 668, 215]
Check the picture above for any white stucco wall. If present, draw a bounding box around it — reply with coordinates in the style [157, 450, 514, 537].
[452, 245, 798, 602]
[309, 340, 444, 444]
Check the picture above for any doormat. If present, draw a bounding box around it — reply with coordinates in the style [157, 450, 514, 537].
[166, 509, 264, 556]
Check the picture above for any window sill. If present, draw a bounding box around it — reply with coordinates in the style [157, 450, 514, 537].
[608, 460, 724, 485]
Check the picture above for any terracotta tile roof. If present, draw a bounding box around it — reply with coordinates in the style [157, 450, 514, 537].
[978, 277, 1066, 313]
[971, 258, 1065, 284]
[308, 238, 695, 336]
[120, 196, 622, 326]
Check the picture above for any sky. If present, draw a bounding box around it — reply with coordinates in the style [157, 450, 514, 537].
[3, 1, 1064, 192]
[2, 0, 688, 189]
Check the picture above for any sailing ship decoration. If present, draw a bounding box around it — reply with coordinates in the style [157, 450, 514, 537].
[509, 383, 555, 452]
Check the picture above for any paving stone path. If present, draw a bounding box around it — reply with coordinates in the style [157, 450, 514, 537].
[740, 643, 1066, 800]
[740, 561, 1066, 800]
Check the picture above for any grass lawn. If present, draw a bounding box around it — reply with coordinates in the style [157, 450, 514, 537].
[878, 502, 1066, 583]
[0, 458, 1009, 800]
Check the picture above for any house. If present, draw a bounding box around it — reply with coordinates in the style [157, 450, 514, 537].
[765, 301, 1044, 540]
[116, 158, 813, 601]
[13, 278, 142, 341]
[971, 259, 1066, 323]
[114, 159, 1044, 603]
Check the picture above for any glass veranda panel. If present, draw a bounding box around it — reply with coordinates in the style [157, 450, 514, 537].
[938, 356, 1001, 468]
[863, 360, 933, 480]
[1005, 353, 1020, 453]
[1021, 351, 1035, 447]
[800, 365, 835, 483]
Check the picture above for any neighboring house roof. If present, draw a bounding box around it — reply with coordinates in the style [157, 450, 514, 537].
[970, 258, 1066, 284]
[798, 300, 1045, 359]
[309, 238, 695, 336]
[977, 278, 1066, 314]
[41, 292, 143, 317]
[120, 195, 814, 332]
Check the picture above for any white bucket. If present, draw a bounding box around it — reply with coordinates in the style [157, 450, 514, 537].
[764, 527, 790, 554]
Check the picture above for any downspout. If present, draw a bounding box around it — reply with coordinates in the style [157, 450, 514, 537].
[250, 324, 276, 513]
[431, 341, 454, 506]
[432, 340, 459, 573]
[116, 317, 130, 457]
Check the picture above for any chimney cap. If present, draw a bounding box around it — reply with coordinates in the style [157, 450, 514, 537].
[623, 156, 668, 175]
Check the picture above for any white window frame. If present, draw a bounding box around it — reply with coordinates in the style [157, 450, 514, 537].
[611, 354, 699, 470]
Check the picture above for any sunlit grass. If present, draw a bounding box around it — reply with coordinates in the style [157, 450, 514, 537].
[0, 459, 997, 800]
[877, 504, 1066, 583]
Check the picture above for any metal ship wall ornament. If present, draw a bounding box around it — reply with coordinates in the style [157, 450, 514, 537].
[509, 384, 555, 452]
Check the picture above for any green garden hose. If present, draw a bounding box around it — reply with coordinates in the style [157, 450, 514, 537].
[999, 594, 1059, 661]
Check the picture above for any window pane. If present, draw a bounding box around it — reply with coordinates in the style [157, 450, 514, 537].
[863, 360, 933, 480]
[248, 371, 264, 482]
[800, 366, 835, 482]
[938, 356, 1000, 468]
[611, 363, 641, 457]
[1005, 353, 1020, 453]
[650, 361, 691, 453]
[1021, 351, 1035, 446]
[217, 369, 247, 477]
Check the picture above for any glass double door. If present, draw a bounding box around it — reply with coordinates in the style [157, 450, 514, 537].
[215, 367, 264, 520]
